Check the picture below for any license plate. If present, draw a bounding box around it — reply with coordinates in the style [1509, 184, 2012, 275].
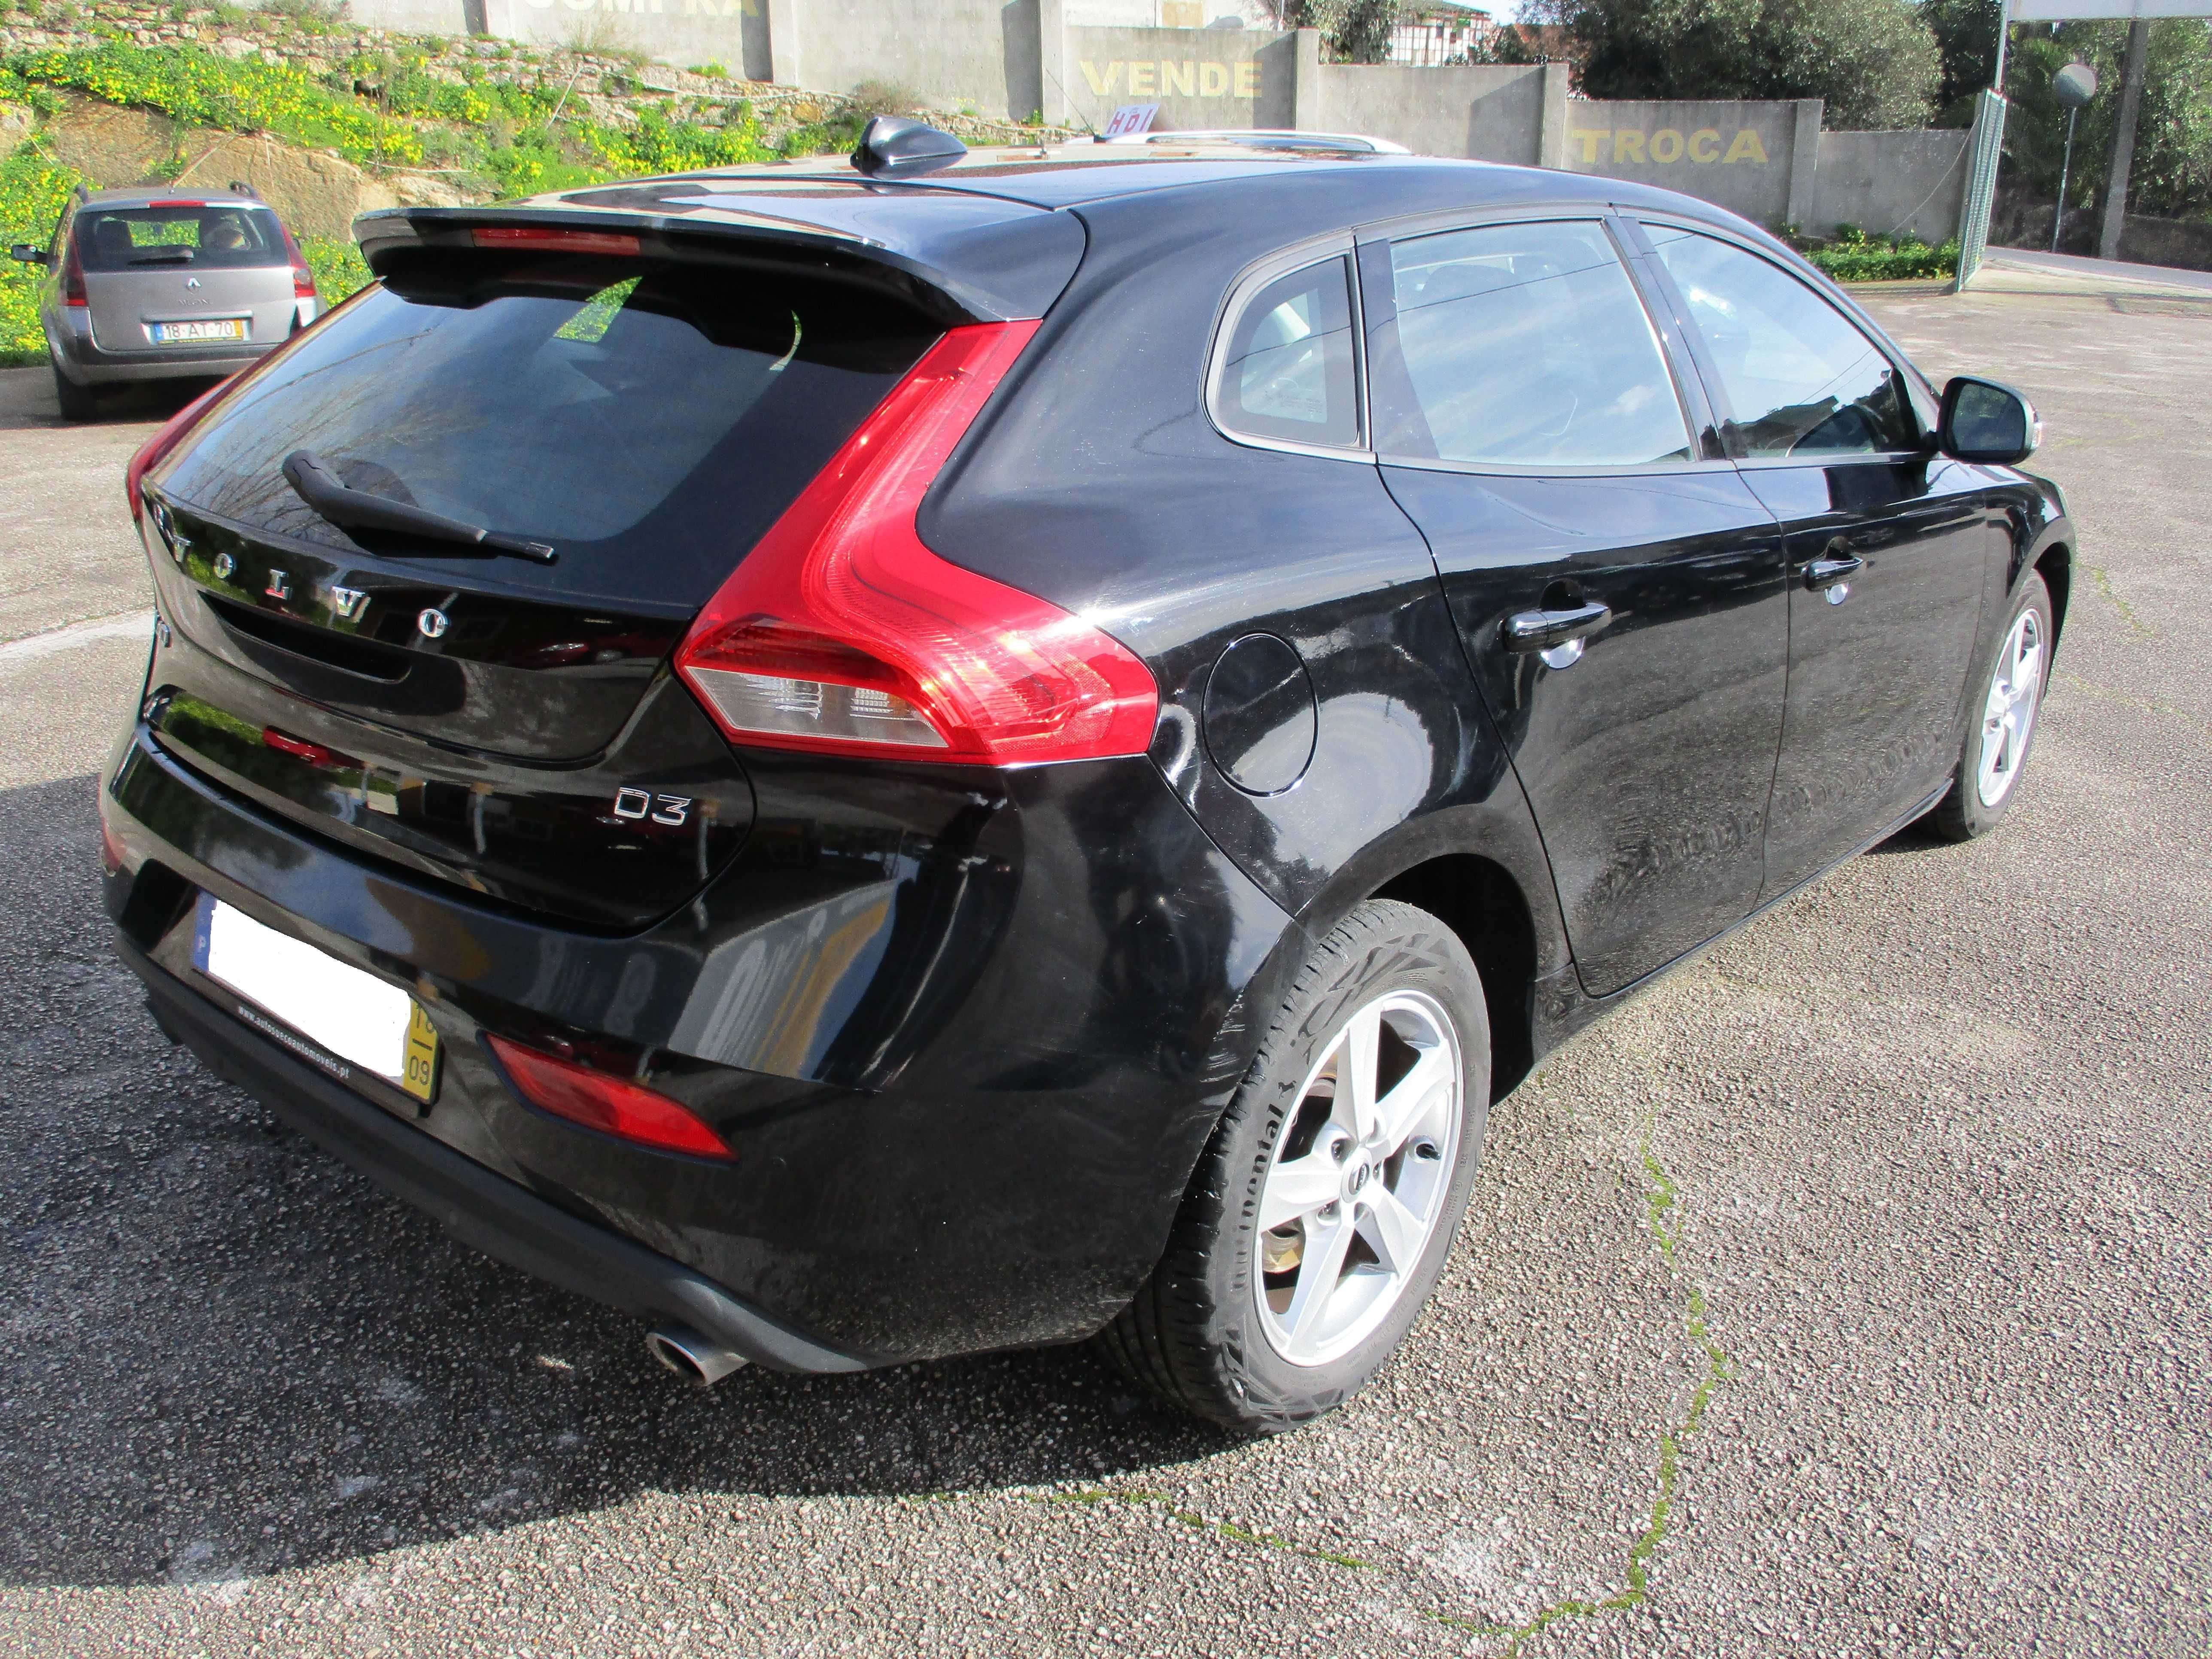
[151, 318, 247, 344]
[191, 895, 439, 1104]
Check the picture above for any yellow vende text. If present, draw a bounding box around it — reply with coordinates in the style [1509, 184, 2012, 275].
[1080, 60, 1261, 99]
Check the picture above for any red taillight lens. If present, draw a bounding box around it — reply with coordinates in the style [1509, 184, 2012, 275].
[125, 381, 228, 521]
[60, 236, 87, 307]
[279, 223, 316, 300]
[674, 320, 1158, 766]
[485, 1034, 732, 1161]
[472, 225, 641, 257]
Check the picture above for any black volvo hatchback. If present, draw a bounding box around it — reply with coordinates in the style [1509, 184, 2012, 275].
[101, 125, 2070, 1430]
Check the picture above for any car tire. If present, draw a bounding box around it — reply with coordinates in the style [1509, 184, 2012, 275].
[1099, 899, 1489, 1432]
[1930, 572, 2054, 842]
[50, 356, 98, 422]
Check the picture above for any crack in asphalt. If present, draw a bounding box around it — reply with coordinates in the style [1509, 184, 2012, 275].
[2080, 561, 2152, 638]
[1033, 1138, 1734, 1653]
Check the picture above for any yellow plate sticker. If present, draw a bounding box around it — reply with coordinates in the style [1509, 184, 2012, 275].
[401, 1002, 441, 1104]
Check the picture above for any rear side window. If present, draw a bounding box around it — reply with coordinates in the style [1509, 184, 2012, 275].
[77, 205, 287, 271]
[1644, 226, 1919, 458]
[158, 252, 939, 608]
[1377, 220, 1692, 469]
[1213, 255, 1362, 450]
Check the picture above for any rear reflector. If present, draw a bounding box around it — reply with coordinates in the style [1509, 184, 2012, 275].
[472, 226, 641, 257]
[675, 320, 1159, 766]
[261, 726, 359, 771]
[486, 1034, 732, 1160]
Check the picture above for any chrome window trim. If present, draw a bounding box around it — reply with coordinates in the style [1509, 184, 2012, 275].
[1204, 231, 1373, 465]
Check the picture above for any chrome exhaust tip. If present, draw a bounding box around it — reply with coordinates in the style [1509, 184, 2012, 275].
[645, 1325, 748, 1388]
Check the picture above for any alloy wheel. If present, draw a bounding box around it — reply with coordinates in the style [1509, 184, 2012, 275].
[1976, 608, 2045, 808]
[1255, 990, 1463, 1367]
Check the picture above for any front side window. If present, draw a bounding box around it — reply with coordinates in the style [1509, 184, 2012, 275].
[1644, 225, 1919, 458]
[1215, 255, 1361, 449]
[1378, 219, 1692, 469]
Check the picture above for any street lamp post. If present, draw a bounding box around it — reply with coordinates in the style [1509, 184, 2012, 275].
[2050, 61, 2097, 253]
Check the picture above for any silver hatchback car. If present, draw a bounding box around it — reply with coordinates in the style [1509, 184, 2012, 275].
[10, 185, 319, 420]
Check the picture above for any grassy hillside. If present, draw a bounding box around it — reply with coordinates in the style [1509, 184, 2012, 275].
[0, 32, 874, 360]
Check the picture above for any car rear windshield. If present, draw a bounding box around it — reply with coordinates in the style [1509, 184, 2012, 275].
[78, 205, 288, 270]
[156, 249, 942, 609]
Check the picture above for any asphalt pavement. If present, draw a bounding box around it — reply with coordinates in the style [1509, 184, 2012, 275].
[0, 283, 2206, 1657]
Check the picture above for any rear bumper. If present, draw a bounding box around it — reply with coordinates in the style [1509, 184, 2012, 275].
[120, 931, 870, 1373]
[100, 711, 1296, 1364]
[52, 324, 270, 384]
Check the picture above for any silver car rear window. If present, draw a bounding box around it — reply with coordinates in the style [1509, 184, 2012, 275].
[78, 205, 287, 272]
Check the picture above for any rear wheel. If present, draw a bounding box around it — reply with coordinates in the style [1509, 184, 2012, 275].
[1100, 899, 1489, 1432]
[1932, 573, 2052, 842]
[49, 356, 97, 422]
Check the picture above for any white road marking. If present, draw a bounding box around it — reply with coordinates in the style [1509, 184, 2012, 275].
[0, 611, 152, 663]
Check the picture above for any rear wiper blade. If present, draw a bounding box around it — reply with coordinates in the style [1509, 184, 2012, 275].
[280, 450, 556, 564]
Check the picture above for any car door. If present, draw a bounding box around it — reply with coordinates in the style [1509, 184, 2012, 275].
[1359, 212, 1790, 997]
[1630, 220, 2002, 897]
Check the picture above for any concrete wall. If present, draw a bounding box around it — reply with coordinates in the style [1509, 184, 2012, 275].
[778, 0, 1044, 121]
[334, 0, 1989, 252]
[1812, 128, 1970, 243]
[1311, 61, 1565, 167]
[1061, 24, 1294, 129]
[1564, 98, 1818, 229]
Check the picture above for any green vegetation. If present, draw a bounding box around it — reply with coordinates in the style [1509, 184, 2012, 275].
[8, 40, 426, 166]
[0, 35, 851, 357]
[1512, 0, 1944, 129]
[301, 232, 370, 308]
[0, 37, 818, 201]
[1803, 226, 1960, 281]
[0, 142, 78, 367]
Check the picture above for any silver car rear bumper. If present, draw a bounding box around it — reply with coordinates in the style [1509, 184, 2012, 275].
[50, 317, 272, 385]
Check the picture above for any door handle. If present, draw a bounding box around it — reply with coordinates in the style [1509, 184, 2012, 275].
[1805, 546, 1864, 605]
[1502, 600, 1612, 652]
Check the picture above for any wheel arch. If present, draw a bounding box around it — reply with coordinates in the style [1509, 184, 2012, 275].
[1273, 801, 1570, 1108]
[1372, 853, 1542, 1102]
[2033, 539, 2072, 646]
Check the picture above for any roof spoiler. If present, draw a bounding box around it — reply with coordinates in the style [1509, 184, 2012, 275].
[351, 202, 1084, 326]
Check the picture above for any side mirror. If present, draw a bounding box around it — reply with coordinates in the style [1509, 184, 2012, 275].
[851, 115, 967, 179]
[10, 244, 47, 265]
[1939, 375, 2041, 465]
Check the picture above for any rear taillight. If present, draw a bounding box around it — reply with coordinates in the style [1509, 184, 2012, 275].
[60, 236, 87, 307]
[279, 223, 316, 300]
[485, 1034, 732, 1160]
[674, 320, 1158, 766]
[125, 381, 228, 522]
